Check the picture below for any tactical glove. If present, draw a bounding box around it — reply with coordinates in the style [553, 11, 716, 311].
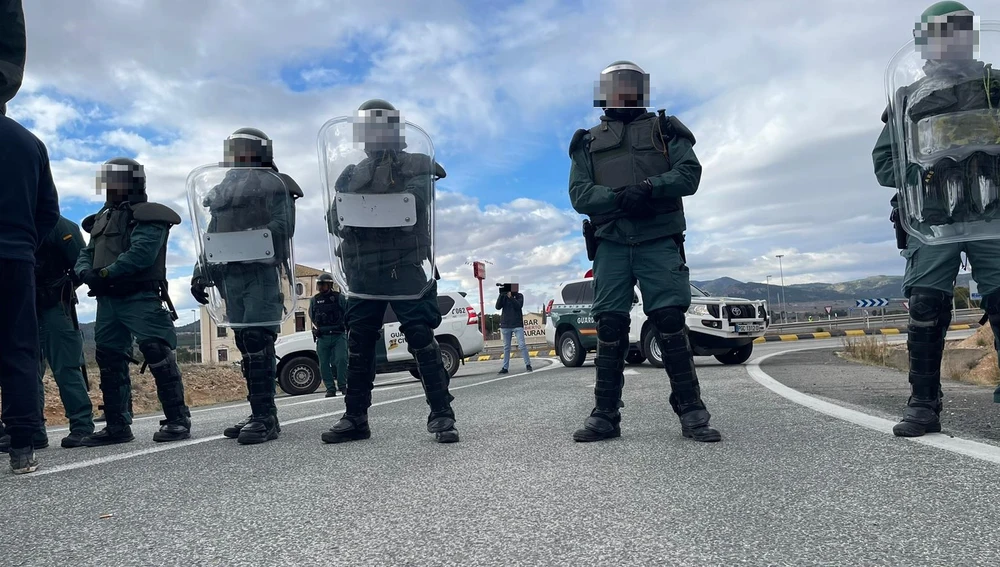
[614, 181, 654, 217]
[191, 277, 210, 305]
[82, 268, 108, 289]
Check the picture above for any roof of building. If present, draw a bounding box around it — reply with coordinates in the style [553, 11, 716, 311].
[295, 264, 327, 277]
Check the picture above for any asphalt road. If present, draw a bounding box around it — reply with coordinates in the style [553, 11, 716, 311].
[3, 334, 1000, 566]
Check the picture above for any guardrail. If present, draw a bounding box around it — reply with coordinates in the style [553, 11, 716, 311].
[765, 308, 982, 333]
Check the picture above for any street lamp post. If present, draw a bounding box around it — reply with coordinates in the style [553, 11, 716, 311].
[776, 255, 787, 325]
[765, 275, 773, 319]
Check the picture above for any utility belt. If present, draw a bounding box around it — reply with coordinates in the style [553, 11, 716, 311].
[316, 328, 346, 336]
[583, 214, 686, 263]
[94, 280, 162, 297]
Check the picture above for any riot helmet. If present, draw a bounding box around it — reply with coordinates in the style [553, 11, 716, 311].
[317, 272, 335, 293]
[97, 157, 147, 204]
[0, 0, 26, 106]
[224, 127, 273, 167]
[914, 2, 978, 61]
[354, 99, 405, 153]
[594, 60, 650, 109]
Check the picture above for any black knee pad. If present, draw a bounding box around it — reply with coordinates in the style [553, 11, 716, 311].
[650, 307, 686, 335]
[596, 313, 629, 341]
[348, 326, 381, 352]
[138, 340, 171, 365]
[908, 288, 951, 328]
[402, 324, 434, 350]
[236, 328, 274, 354]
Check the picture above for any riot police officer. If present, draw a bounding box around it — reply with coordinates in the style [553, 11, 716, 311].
[567, 61, 721, 443]
[189, 127, 302, 445]
[76, 157, 191, 446]
[310, 273, 348, 397]
[873, 1, 1000, 436]
[35, 215, 94, 448]
[318, 99, 458, 444]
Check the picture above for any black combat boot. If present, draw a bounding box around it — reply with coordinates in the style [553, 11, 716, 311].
[411, 336, 459, 444]
[224, 357, 254, 439]
[82, 353, 135, 447]
[573, 314, 628, 442]
[145, 347, 192, 443]
[237, 336, 281, 445]
[323, 328, 378, 444]
[894, 308, 948, 437]
[658, 324, 722, 443]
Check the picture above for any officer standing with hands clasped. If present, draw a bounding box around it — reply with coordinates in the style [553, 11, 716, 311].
[318, 99, 459, 444]
[873, 1, 1000, 436]
[76, 157, 191, 446]
[311, 273, 349, 398]
[567, 60, 721, 443]
[33, 215, 95, 449]
[496, 281, 532, 374]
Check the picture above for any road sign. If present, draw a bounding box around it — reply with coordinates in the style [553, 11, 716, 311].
[856, 298, 889, 307]
[824, 306, 832, 315]
[473, 261, 486, 280]
[969, 278, 981, 301]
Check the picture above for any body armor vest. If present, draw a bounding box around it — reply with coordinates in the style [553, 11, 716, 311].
[588, 113, 682, 216]
[206, 169, 274, 233]
[312, 291, 346, 333]
[90, 204, 168, 283]
[340, 151, 433, 265]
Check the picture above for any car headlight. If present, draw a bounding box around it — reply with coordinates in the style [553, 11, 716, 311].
[687, 304, 710, 316]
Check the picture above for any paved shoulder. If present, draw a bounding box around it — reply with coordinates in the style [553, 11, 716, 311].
[760, 347, 1000, 444]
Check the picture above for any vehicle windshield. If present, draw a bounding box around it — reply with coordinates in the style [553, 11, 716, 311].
[690, 284, 710, 297]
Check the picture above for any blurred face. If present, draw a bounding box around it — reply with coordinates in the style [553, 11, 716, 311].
[510, 283, 519, 294]
[318, 282, 332, 293]
[914, 13, 979, 60]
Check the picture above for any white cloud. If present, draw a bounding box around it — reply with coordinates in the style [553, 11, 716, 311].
[12, 0, 945, 322]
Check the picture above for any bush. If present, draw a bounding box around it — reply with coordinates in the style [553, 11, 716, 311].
[842, 335, 892, 366]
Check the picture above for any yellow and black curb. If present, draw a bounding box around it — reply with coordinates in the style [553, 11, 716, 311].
[463, 349, 556, 363]
[752, 324, 980, 344]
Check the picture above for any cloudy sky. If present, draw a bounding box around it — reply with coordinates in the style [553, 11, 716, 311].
[9, 0, 940, 323]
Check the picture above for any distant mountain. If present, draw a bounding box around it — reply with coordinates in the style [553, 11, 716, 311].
[78, 318, 202, 358]
[691, 274, 976, 304]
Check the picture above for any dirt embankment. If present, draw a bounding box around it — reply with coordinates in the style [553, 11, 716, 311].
[42, 364, 247, 426]
[841, 324, 999, 388]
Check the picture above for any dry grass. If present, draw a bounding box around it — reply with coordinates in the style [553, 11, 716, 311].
[42, 363, 247, 426]
[841, 335, 895, 367]
[841, 324, 1000, 388]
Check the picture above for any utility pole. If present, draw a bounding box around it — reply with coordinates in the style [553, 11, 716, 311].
[192, 309, 200, 363]
[776, 254, 787, 325]
[766, 275, 773, 320]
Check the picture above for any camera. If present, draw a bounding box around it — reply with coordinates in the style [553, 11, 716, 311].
[497, 282, 513, 293]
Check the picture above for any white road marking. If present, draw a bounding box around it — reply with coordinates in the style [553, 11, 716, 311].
[24, 361, 559, 477]
[747, 346, 1000, 466]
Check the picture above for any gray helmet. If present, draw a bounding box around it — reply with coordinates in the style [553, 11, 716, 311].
[317, 273, 335, 283]
[224, 127, 273, 167]
[355, 99, 405, 152]
[97, 157, 147, 204]
[594, 60, 649, 109]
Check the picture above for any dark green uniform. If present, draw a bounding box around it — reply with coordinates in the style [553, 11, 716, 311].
[567, 83, 720, 442]
[34, 216, 93, 447]
[310, 288, 348, 395]
[873, 56, 1000, 429]
[190, 130, 302, 445]
[76, 159, 190, 446]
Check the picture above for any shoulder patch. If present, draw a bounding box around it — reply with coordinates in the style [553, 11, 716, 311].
[131, 202, 182, 226]
[569, 129, 590, 157]
[81, 214, 97, 234]
[62, 234, 73, 241]
[665, 115, 696, 145]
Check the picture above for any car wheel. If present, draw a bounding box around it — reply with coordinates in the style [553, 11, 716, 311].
[558, 331, 586, 367]
[278, 356, 322, 396]
[440, 343, 461, 378]
[626, 350, 646, 365]
[714, 343, 754, 365]
[642, 330, 664, 368]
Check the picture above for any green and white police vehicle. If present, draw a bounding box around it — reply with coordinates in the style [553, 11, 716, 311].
[544, 272, 769, 368]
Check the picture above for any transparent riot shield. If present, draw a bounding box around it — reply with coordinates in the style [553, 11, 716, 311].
[885, 20, 1000, 244]
[185, 164, 297, 328]
[316, 114, 437, 301]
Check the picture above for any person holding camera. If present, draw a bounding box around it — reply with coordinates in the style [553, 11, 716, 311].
[496, 283, 532, 374]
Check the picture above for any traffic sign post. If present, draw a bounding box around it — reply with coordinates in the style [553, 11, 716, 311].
[473, 261, 487, 341]
[970, 278, 981, 302]
[824, 305, 832, 321]
[855, 298, 890, 308]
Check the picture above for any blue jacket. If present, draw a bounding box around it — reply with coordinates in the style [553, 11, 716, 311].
[0, 114, 60, 262]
